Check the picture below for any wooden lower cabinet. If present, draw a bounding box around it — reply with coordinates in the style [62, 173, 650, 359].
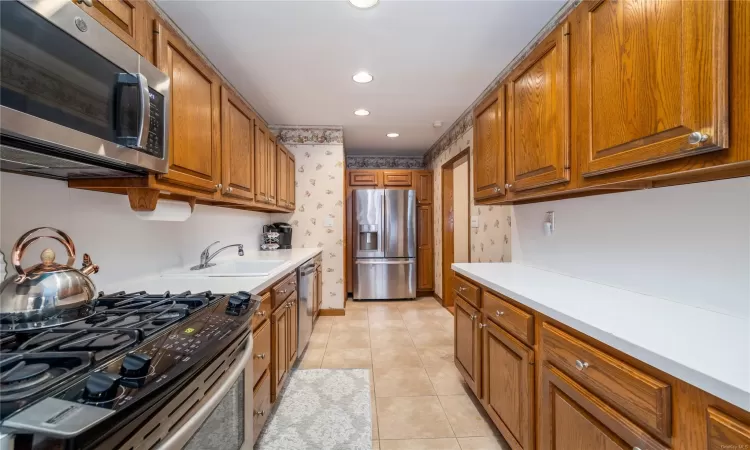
[252, 370, 271, 444]
[708, 407, 750, 449]
[287, 294, 298, 367]
[271, 301, 288, 402]
[482, 319, 534, 450]
[455, 298, 481, 397]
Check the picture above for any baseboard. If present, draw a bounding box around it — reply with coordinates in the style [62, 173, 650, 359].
[433, 291, 443, 304]
[417, 290, 435, 298]
[319, 308, 346, 317]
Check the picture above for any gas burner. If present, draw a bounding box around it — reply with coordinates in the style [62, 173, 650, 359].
[1, 328, 140, 363]
[0, 353, 91, 409]
[95, 290, 218, 312]
[1, 363, 58, 394]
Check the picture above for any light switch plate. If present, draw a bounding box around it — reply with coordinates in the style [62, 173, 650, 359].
[471, 216, 479, 228]
[324, 217, 334, 228]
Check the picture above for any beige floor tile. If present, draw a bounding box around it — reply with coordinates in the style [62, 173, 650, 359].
[370, 329, 415, 349]
[369, 308, 404, 321]
[331, 319, 370, 331]
[457, 436, 511, 450]
[320, 347, 372, 368]
[377, 396, 455, 439]
[371, 346, 423, 369]
[418, 346, 455, 369]
[374, 367, 435, 397]
[380, 438, 461, 450]
[425, 365, 469, 395]
[404, 320, 449, 334]
[373, 441, 380, 450]
[439, 395, 496, 437]
[341, 309, 369, 320]
[307, 330, 330, 349]
[372, 395, 379, 439]
[369, 320, 408, 331]
[327, 329, 371, 349]
[313, 318, 334, 333]
[409, 329, 454, 348]
[298, 347, 325, 369]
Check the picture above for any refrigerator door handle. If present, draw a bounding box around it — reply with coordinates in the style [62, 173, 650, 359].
[355, 259, 415, 265]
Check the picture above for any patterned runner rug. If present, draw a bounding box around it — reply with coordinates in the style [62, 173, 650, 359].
[255, 368, 372, 450]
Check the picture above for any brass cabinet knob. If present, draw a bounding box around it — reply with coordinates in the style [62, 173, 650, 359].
[255, 310, 266, 317]
[575, 360, 590, 371]
[215, 183, 223, 192]
[225, 187, 233, 194]
[254, 353, 266, 360]
[495, 310, 504, 317]
[77, 0, 93, 6]
[478, 323, 486, 329]
[687, 131, 709, 145]
[254, 410, 265, 417]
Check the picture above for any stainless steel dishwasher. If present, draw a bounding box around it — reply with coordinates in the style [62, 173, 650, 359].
[297, 258, 316, 353]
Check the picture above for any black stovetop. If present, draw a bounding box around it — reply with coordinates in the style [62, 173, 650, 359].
[0, 290, 226, 420]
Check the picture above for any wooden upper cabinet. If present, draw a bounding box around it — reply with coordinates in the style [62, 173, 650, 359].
[455, 298, 482, 398]
[255, 124, 269, 203]
[540, 364, 668, 450]
[287, 151, 296, 209]
[267, 134, 277, 204]
[276, 145, 288, 208]
[708, 407, 750, 450]
[507, 23, 570, 193]
[483, 320, 534, 450]
[383, 171, 413, 187]
[74, 0, 139, 50]
[416, 171, 433, 204]
[220, 87, 255, 201]
[579, 0, 728, 178]
[473, 88, 506, 200]
[155, 22, 221, 193]
[349, 170, 380, 186]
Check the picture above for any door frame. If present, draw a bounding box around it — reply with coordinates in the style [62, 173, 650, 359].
[441, 148, 471, 306]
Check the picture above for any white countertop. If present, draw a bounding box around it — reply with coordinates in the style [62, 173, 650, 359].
[100, 248, 322, 295]
[452, 262, 750, 412]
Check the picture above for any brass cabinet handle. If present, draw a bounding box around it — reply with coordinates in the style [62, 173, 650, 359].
[255, 310, 266, 317]
[254, 353, 266, 360]
[278, 289, 286, 294]
[254, 410, 265, 417]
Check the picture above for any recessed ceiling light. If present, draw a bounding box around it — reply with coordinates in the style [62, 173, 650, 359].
[354, 109, 370, 116]
[353, 71, 373, 83]
[386, 133, 399, 138]
[349, 0, 378, 9]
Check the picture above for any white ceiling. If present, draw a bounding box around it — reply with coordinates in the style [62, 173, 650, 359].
[157, 0, 565, 156]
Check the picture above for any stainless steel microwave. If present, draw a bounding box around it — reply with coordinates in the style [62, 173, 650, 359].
[0, 0, 169, 179]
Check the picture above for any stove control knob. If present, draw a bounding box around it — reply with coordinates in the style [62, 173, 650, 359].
[83, 373, 121, 402]
[120, 353, 152, 378]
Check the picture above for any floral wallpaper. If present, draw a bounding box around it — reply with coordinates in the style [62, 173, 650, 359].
[430, 127, 512, 299]
[270, 126, 343, 145]
[271, 143, 345, 310]
[346, 156, 425, 169]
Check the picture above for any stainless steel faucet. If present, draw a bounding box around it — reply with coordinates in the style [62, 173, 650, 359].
[191, 241, 244, 270]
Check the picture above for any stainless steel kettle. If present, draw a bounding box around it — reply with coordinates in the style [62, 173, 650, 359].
[0, 227, 100, 331]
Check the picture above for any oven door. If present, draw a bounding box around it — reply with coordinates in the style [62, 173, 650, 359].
[0, 0, 168, 174]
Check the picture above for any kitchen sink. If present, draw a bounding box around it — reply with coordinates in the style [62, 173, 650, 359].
[162, 259, 287, 277]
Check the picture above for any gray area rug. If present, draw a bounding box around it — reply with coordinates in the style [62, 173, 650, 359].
[255, 369, 372, 450]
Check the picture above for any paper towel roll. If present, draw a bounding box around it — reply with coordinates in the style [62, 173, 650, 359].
[134, 199, 193, 222]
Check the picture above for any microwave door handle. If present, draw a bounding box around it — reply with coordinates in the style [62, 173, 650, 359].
[134, 73, 150, 150]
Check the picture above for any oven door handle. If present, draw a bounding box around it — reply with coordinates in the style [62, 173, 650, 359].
[157, 335, 252, 450]
[133, 73, 150, 150]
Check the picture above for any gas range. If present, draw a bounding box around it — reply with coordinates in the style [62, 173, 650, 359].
[0, 289, 259, 449]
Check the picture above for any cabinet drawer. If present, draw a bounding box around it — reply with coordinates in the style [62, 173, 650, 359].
[252, 370, 271, 444]
[482, 291, 534, 345]
[383, 171, 412, 186]
[453, 274, 480, 308]
[541, 323, 672, 440]
[252, 319, 271, 388]
[251, 292, 271, 331]
[272, 273, 297, 309]
[708, 407, 750, 450]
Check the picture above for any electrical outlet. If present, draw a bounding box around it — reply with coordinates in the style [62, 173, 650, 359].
[544, 211, 555, 236]
[324, 217, 334, 228]
[471, 216, 479, 228]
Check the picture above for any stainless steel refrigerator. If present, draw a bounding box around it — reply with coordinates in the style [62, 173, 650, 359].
[353, 189, 416, 300]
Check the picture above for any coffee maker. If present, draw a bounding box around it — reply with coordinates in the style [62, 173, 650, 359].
[263, 223, 292, 249]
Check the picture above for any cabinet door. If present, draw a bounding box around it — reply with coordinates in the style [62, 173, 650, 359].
[383, 171, 412, 187]
[540, 364, 668, 450]
[579, 0, 728, 178]
[288, 152, 296, 209]
[276, 145, 288, 208]
[220, 87, 255, 201]
[473, 88, 506, 200]
[75, 0, 138, 50]
[267, 135, 277, 204]
[349, 170, 379, 186]
[507, 23, 570, 192]
[708, 408, 750, 450]
[455, 298, 481, 397]
[287, 296, 298, 366]
[271, 304, 288, 400]
[416, 171, 433, 204]
[156, 23, 221, 193]
[483, 320, 534, 450]
[254, 125, 269, 203]
[417, 204, 434, 290]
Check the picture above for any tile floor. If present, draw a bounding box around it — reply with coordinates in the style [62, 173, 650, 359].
[298, 296, 510, 450]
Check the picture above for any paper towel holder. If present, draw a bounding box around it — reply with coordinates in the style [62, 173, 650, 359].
[127, 188, 196, 213]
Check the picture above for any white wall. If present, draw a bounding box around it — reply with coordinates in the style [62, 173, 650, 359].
[453, 157, 469, 263]
[270, 143, 345, 309]
[0, 172, 269, 292]
[511, 177, 750, 318]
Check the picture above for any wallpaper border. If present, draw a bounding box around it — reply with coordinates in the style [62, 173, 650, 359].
[424, 0, 581, 166]
[271, 126, 344, 145]
[346, 156, 425, 169]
